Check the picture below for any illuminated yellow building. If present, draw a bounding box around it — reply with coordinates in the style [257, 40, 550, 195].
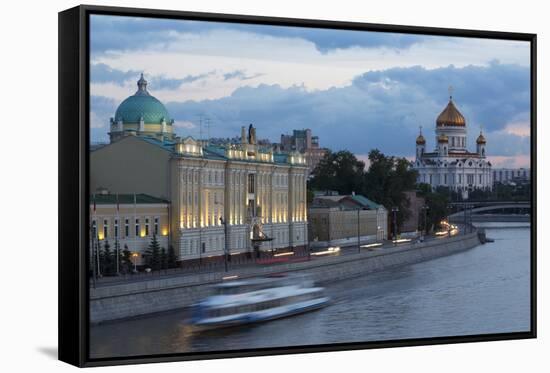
[91, 75, 309, 261]
[90, 191, 170, 265]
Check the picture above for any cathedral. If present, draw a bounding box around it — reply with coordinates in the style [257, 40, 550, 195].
[412, 94, 492, 198]
[90, 75, 308, 262]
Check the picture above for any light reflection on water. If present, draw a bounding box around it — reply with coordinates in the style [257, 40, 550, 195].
[90, 227, 530, 359]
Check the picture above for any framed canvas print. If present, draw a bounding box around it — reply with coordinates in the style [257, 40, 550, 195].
[58, 4, 537, 367]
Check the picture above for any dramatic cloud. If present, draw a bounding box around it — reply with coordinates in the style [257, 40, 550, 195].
[90, 63, 217, 91]
[89, 95, 117, 143]
[89, 15, 531, 167]
[159, 63, 530, 164]
[90, 15, 428, 55]
[223, 70, 265, 81]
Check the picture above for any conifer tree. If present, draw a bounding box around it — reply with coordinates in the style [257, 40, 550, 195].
[167, 245, 178, 269]
[144, 235, 161, 271]
[160, 247, 167, 270]
[102, 240, 114, 275]
[122, 244, 132, 273]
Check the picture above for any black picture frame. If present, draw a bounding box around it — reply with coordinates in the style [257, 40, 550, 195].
[58, 4, 537, 367]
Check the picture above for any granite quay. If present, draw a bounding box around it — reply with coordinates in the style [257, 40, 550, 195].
[90, 230, 481, 323]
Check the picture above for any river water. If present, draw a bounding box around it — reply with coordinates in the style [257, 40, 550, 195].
[90, 226, 531, 359]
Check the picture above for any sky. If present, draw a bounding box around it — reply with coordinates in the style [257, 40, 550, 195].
[89, 15, 531, 168]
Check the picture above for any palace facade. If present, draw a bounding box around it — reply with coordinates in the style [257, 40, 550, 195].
[91, 75, 309, 261]
[412, 95, 492, 198]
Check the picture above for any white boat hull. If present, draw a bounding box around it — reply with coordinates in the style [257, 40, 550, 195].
[192, 297, 330, 331]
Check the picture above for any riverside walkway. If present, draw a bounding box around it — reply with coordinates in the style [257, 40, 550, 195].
[92, 229, 464, 288]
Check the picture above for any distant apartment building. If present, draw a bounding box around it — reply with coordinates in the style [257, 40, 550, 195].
[492, 168, 530, 185]
[308, 194, 388, 247]
[279, 129, 327, 175]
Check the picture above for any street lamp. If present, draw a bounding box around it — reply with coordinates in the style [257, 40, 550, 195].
[131, 252, 139, 273]
[420, 205, 429, 239]
[391, 207, 399, 244]
[219, 216, 229, 272]
[357, 207, 361, 253]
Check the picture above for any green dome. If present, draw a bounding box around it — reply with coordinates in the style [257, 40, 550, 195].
[114, 74, 172, 125]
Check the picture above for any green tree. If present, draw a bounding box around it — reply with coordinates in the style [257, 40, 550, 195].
[101, 240, 115, 275]
[122, 244, 132, 274]
[167, 245, 178, 269]
[363, 149, 418, 230]
[417, 184, 451, 232]
[144, 235, 161, 270]
[309, 150, 365, 195]
[160, 247, 167, 270]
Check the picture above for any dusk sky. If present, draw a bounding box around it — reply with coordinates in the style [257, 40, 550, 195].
[90, 15, 531, 168]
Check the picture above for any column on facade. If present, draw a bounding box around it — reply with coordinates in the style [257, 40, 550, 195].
[237, 170, 242, 225]
[229, 169, 234, 225]
[179, 166, 185, 230]
[274, 174, 278, 223]
[191, 168, 196, 228]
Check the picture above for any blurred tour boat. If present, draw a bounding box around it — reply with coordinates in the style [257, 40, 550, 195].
[191, 274, 330, 329]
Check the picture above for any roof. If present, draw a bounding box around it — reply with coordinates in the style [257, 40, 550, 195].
[348, 194, 382, 209]
[114, 75, 172, 125]
[436, 97, 466, 127]
[313, 194, 383, 210]
[139, 136, 176, 152]
[91, 193, 169, 205]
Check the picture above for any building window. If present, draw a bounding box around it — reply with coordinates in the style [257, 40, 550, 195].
[145, 218, 150, 236]
[114, 219, 119, 238]
[467, 174, 474, 185]
[92, 220, 97, 238]
[479, 174, 482, 184]
[154, 217, 159, 235]
[125, 219, 129, 237]
[444, 174, 447, 184]
[103, 219, 109, 239]
[459, 174, 462, 184]
[248, 174, 255, 194]
[135, 218, 140, 237]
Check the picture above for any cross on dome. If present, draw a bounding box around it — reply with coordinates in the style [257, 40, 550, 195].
[136, 73, 149, 95]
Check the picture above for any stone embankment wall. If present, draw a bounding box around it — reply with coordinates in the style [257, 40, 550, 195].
[90, 232, 480, 323]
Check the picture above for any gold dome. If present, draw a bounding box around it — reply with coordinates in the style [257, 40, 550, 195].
[438, 134, 449, 143]
[416, 134, 426, 145]
[436, 97, 466, 127]
[476, 131, 486, 144]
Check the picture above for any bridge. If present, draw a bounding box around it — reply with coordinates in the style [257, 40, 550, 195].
[448, 201, 531, 223]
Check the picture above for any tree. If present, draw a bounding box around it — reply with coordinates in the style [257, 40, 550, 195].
[122, 244, 133, 274]
[417, 184, 451, 232]
[160, 247, 167, 270]
[167, 245, 178, 269]
[144, 235, 161, 271]
[309, 150, 366, 195]
[363, 149, 418, 229]
[100, 240, 115, 276]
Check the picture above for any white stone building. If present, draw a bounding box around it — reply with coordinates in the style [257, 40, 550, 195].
[412, 95, 492, 198]
[91, 75, 309, 261]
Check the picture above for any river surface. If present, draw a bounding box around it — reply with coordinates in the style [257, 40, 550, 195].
[90, 226, 531, 359]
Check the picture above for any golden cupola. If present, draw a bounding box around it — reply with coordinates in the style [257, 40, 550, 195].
[476, 130, 487, 144]
[436, 97, 466, 127]
[416, 131, 426, 145]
